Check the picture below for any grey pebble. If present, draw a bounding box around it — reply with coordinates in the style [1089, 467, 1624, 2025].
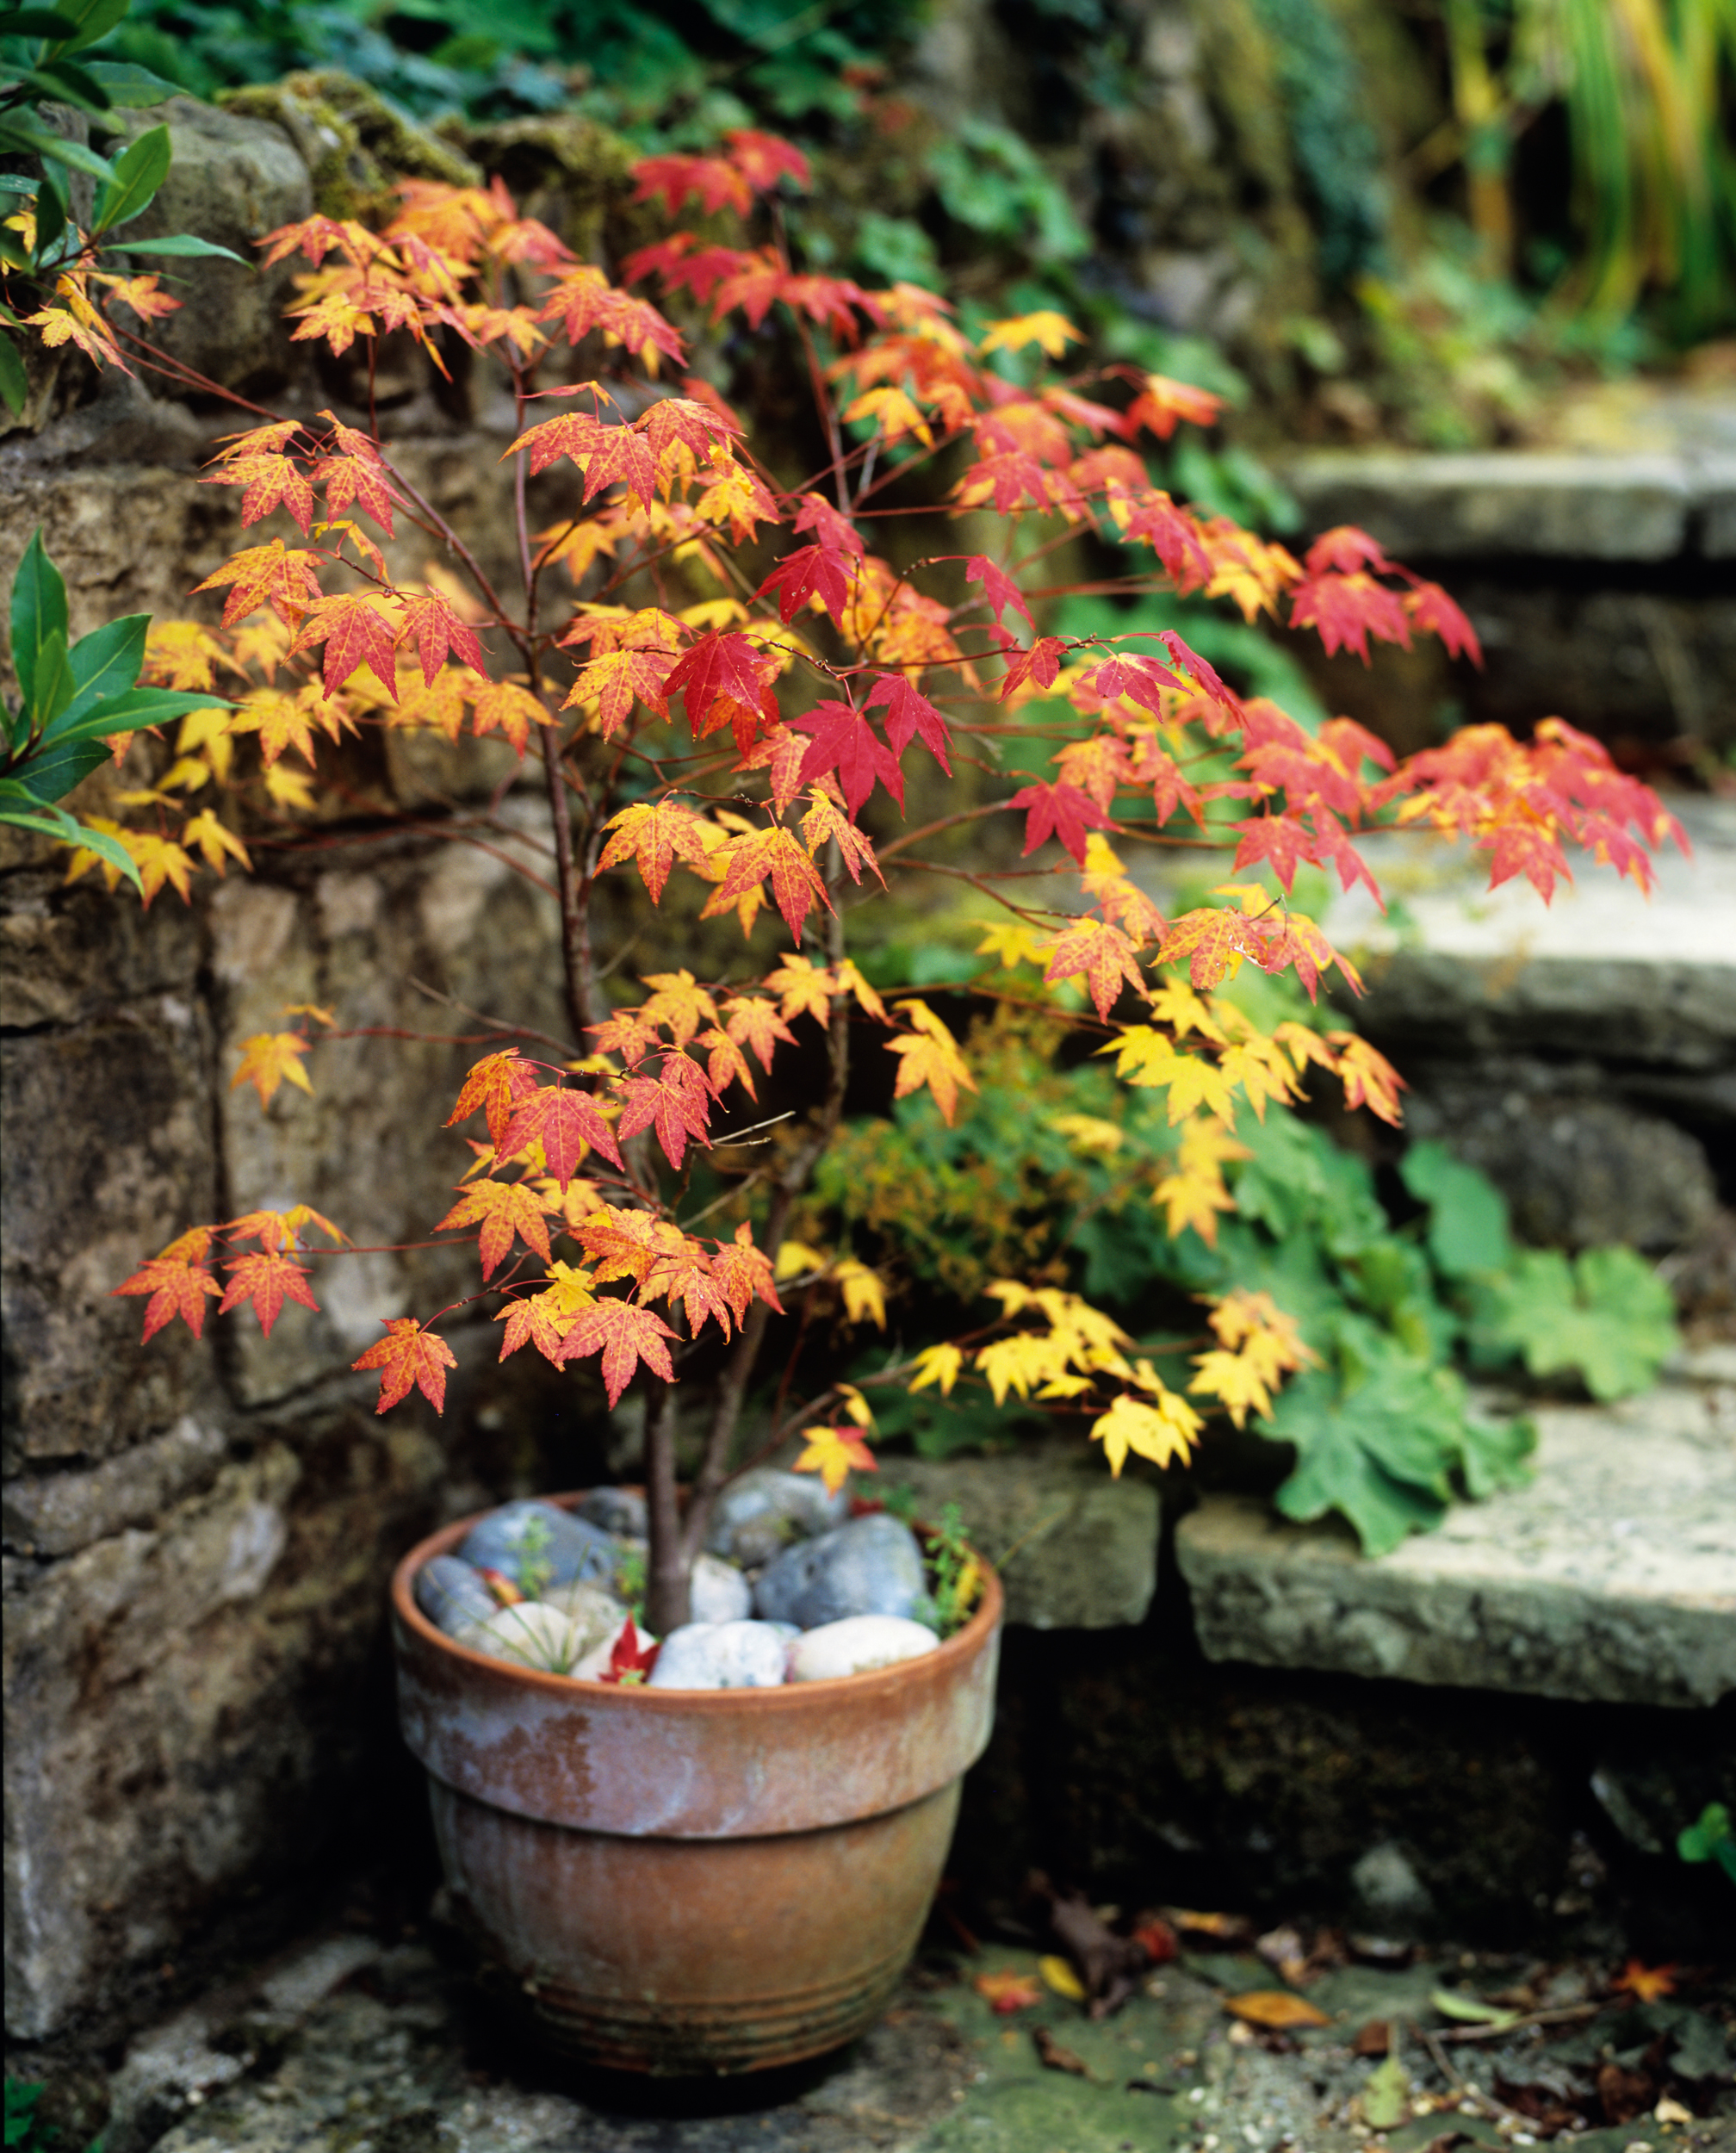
[578, 1486, 648, 1539]
[456, 1498, 617, 1591]
[414, 1554, 498, 1637]
[753, 1513, 926, 1629]
[704, 1468, 851, 1569]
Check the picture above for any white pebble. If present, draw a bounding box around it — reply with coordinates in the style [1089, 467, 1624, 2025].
[455, 1601, 586, 1673]
[537, 1581, 629, 1659]
[787, 1615, 939, 1682]
[648, 1620, 791, 1689]
[689, 1553, 753, 1623]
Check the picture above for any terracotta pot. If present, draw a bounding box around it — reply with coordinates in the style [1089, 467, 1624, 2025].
[391, 1494, 1002, 2074]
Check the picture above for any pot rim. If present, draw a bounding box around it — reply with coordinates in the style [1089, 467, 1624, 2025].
[390, 1488, 1003, 1712]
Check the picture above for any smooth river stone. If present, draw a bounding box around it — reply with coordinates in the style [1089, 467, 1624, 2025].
[646, 1620, 793, 1689]
[456, 1498, 617, 1591]
[689, 1552, 753, 1623]
[578, 1486, 648, 1539]
[704, 1468, 852, 1568]
[454, 1600, 586, 1673]
[788, 1615, 940, 1682]
[753, 1513, 926, 1629]
[538, 1580, 629, 1659]
[414, 1554, 497, 1637]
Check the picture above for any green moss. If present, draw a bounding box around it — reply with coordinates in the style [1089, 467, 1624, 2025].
[220, 70, 480, 220]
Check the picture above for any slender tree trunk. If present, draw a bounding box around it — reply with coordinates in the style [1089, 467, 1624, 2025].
[643, 1380, 689, 1635]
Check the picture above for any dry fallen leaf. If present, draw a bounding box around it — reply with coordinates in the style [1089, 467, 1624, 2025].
[1032, 2026, 1092, 2077]
[973, 1969, 1042, 2014]
[1224, 1989, 1333, 2030]
[1611, 1958, 1677, 2002]
[1038, 1953, 1088, 2002]
[1169, 1908, 1254, 1945]
[1352, 2019, 1392, 2057]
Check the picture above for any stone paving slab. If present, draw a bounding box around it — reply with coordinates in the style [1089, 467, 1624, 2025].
[890, 1443, 1159, 1629]
[79, 1922, 1733, 2153]
[1274, 448, 1736, 560]
[1175, 1376, 1736, 1709]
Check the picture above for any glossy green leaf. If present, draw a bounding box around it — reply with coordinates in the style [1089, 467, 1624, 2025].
[9, 732, 111, 801]
[0, 5, 84, 33]
[9, 528, 69, 717]
[52, 0, 127, 53]
[91, 121, 170, 233]
[0, 794, 141, 887]
[20, 54, 113, 112]
[118, 232, 247, 262]
[0, 115, 116, 183]
[36, 681, 226, 745]
[44, 610, 147, 737]
[29, 171, 68, 267]
[84, 58, 182, 105]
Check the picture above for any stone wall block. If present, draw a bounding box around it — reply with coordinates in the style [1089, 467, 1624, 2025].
[3, 990, 222, 1467]
[2, 1404, 447, 2041]
[108, 98, 313, 395]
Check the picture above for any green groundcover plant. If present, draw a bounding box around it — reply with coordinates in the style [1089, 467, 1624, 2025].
[1, 113, 1685, 1622]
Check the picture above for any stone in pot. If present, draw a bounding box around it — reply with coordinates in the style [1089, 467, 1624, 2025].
[689, 1552, 753, 1623]
[456, 1498, 617, 1591]
[456, 1600, 587, 1674]
[788, 1615, 940, 1682]
[578, 1486, 648, 1538]
[648, 1620, 792, 1690]
[539, 1580, 630, 1660]
[414, 1554, 497, 1637]
[704, 1468, 852, 1568]
[753, 1513, 926, 1629]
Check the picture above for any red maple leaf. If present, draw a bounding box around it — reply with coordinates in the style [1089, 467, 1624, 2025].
[713, 826, 830, 942]
[1156, 630, 1235, 708]
[757, 543, 853, 630]
[710, 1220, 784, 1325]
[630, 152, 752, 219]
[598, 1614, 662, 1684]
[791, 491, 865, 559]
[315, 450, 395, 534]
[1231, 814, 1320, 893]
[663, 630, 772, 738]
[867, 673, 953, 774]
[352, 1318, 459, 1414]
[1007, 778, 1112, 864]
[616, 1052, 714, 1170]
[726, 127, 811, 193]
[1404, 580, 1484, 666]
[791, 699, 903, 815]
[557, 1297, 677, 1406]
[203, 453, 317, 536]
[219, 1250, 320, 1337]
[1119, 491, 1213, 587]
[499, 1083, 625, 1184]
[964, 553, 1033, 627]
[400, 589, 486, 686]
[1081, 652, 1185, 716]
[996, 633, 1069, 701]
[1304, 524, 1392, 577]
[293, 593, 400, 700]
[113, 1245, 221, 1340]
[637, 394, 742, 462]
[1289, 573, 1412, 664]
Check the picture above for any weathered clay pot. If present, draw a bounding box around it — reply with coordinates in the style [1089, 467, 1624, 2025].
[391, 1494, 1002, 2074]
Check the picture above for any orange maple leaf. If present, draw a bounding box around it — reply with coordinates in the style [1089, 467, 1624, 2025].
[564, 646, 673, 737]
[445, 1049, 540, 1150]
[1041, 919, 1146, 1020]
[353, 1318, 459, 1414]
[113, 1246, 221, 1340]
[637, 970, 719, 1049]
[436, 1177, 559, 1281]
[1611, 1960, 1677, 2003]
[292, 593, 401, 701]
[556, 1296, 677, 1406]
[710, 1221, 784, 1325]
[713, 825, 830, 943]
[1326, 1033, 1407, 1127]
[232, 1033, 314, 1107]
[219, 1250, 320, 1337]
[468, 678, 550, 754]
[616, 1052, 714, 1170]
[725, 995, 799, 1071]
[974, 1969, 1043, 2014]
[203, 453, 317, 536]
[498, 1083, 624, 1185]
[598, 798, 712, 903]
[192, 541, 325, 628]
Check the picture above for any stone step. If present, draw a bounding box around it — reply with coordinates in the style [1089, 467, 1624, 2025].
[1275, 445, 1736, 562]
[1174, 1362, 1736, 1709]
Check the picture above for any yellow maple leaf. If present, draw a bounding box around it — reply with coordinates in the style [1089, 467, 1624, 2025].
[834, 1257, 886, 1330]
[979, 311, 1083, 359]
[1091, 1387, 1203, 1474]
[886, 998, 976, 1126]
[773, 1238, 830, 1281]
[1152, 1116, 1251, 1246]
[231, 1032, 314, 1107]
[182, 810, 251, 878]
[842, 383, 933, 446]
[908, 1342, 964, 1397]
[1101, 1027, 1237, 1126]
[1051, 1113, 1123, 1156]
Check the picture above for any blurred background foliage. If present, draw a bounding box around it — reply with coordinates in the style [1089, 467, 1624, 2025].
[81, 0, 1734, 419]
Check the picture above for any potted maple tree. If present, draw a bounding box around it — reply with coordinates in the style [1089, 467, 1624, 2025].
[6, 119, 1683, 2070]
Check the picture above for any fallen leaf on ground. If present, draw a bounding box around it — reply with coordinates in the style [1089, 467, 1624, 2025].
[1353, 2020, 1392, 2057]
[1362, 2054, 1410, 2130]
[1596, 2061, 1655, 2125]
[1224, 1990, 1332, 2030]
[974, 1969, 1042, 2014]
[1611, 1958, 1677, 2002]
[1132, 1917, 1178, 1964]
[1429, 1987, 1520, 2028]
[1032, 2026, 1092, 2077]
[1169, 1908, 1254, 1945]
[1654, 2095, 1694, 2125]
[1038, 1954, 1087, 2002]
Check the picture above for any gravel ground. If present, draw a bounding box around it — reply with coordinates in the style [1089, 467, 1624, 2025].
[21, 1915, 1726, 2153]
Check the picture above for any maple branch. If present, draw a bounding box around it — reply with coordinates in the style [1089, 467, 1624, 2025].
[679, 872, 853, 1569]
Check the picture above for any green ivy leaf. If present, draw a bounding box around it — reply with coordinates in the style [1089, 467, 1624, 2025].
[1469, 1246, 1677, 1400]
[1400, 1139, 1511, 1277]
